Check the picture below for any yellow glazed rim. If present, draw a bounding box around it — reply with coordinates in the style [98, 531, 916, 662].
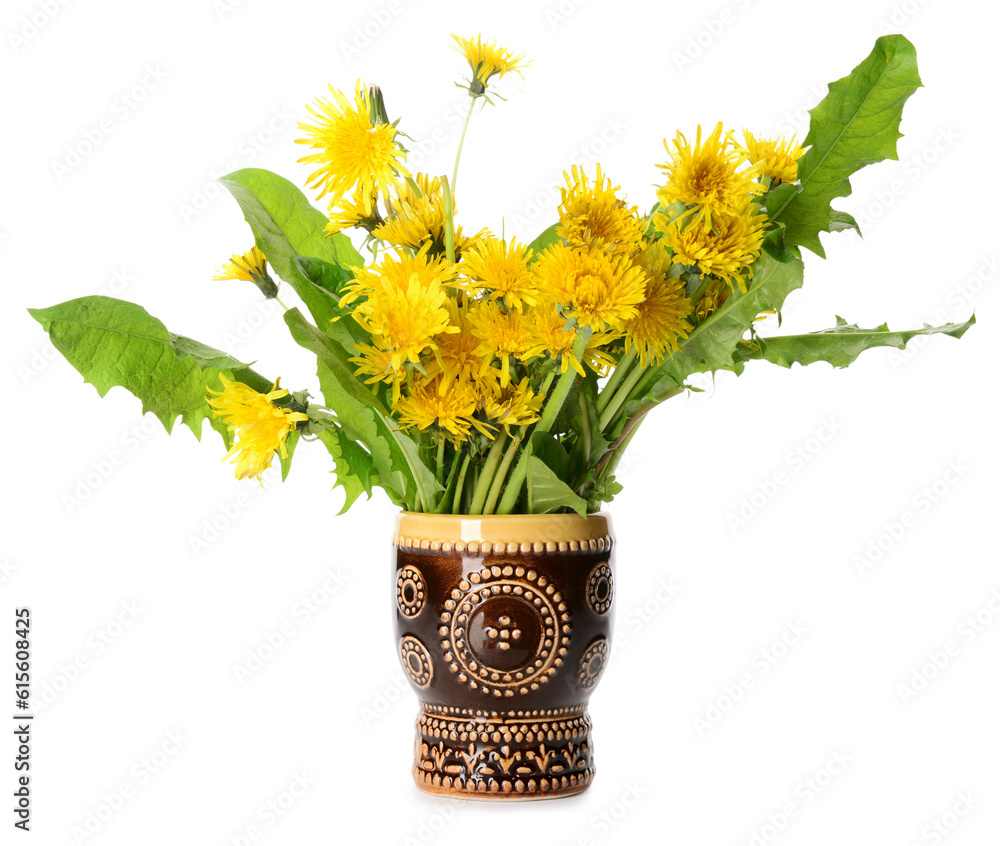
[393, 512, 614, 556]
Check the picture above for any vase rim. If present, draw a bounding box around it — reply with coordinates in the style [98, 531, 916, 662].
[397, 510, 610, 518]
[394, 511, 614, 552]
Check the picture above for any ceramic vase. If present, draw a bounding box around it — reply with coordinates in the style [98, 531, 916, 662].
[392, 512, 616, 800]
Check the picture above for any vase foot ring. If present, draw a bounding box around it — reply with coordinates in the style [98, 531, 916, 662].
[413, 769, 594, 800]
[411, 707, 596, 800]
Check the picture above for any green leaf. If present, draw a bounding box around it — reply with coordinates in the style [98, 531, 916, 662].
[526, 456, 588, 516]
[761, 184, 799, 262]
[771, 35, 922, 257]
[219, 168, 362, 325]
[279, 429, 300, 481]
[681, 255, 805, 372]
[227, 366, 276, 396]
[828, 210, 860, 234]
[734, 314, 976, 369]
[528, 431, 572, 481]
[295, 256, 352, 297]
[526, 223, 560, 258]
[591, 476, 623, 509]
[761, 225, 796, 263]
[393, 431, 443, 511]
[28, 296, 258, 446]
[316, 426, 374, 513]
[317, 361, 402, 506]
[294, 256, 367, 355]
[168, 334, 250, 370]
[284, 308, 441, 510]
[764, 183, 797, 218]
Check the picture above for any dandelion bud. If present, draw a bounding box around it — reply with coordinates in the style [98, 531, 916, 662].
[212, 246, 279, 300]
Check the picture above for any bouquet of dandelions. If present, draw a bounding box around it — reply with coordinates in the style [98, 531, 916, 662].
[31, 34, 972, 517]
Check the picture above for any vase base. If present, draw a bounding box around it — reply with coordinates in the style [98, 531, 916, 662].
[411, 706, 596, 800]
[413, 770, 593, 800]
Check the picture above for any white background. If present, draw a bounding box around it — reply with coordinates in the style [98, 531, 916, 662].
[2, 0, 998, 843]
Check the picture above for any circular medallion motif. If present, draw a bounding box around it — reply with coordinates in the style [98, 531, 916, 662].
[439, 565, 572, 697]
[586, 562, 614, 615]
[396, 565, 427, 618]
[400, 636, 433, 689]
[578, 638, 608, 690]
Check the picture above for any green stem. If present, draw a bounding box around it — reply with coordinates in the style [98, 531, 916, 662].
[468, 432, 507, 515]
[433, 452, 462, 513]
[595, 419, 643, 488]
[535, 333, 591, 435]
[451, 453, 471, 514]
[596, 350, 635, 414]
[497, 329, 591, 514]
[442, 176, 456, 264]
[598, 363, 645, 432]
[538, 370, 556, 398]
[632, 366, 659, 399]
[483, 435, 521, 515]
[494, 453, 525, 516]
[404, 176, 424, 199]
[595, 387, 684, 480]
[435, 439, 445, 488]
[578, 389, 591, 465]
[628, 362, 678, 413]
[451, 96, 477, 194]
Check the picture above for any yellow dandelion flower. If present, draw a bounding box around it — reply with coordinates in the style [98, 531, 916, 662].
[460, 236, 537, 311]
[481, 378, 544, 436]
[522, 299, 617, 377]
[624, 243, 693, 366]
[324, 187, 383, 235]
[348, 340, 406, 401]
[342, 247, 460, 371]
[206, 376, 307, 484]
[740, 131, 805, 185]
[531, 243, 647, 332]
[452, 34, 528, 93]
[428, 298, 490, 387]
[373, 174, 443, 248]
[659, 201, 766, 293]
[557, 165, 645, 256]
[212, 246, 277, 299]
[393, 375, 495, 443]
[371, 174, 480, 257]
[297, 82, 409, 214]
[656, 122, 763, 226]
[468, 300, 532, 388]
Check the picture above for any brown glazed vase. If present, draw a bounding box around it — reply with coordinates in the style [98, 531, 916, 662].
[393, 511, 615, 800]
